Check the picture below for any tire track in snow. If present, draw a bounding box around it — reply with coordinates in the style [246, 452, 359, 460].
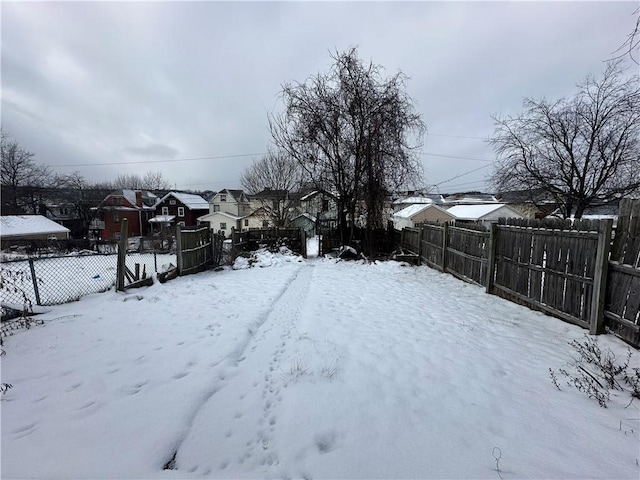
[165, 264, 314, 475]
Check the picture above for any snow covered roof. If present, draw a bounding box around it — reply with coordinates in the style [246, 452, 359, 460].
[157, 192, 209, 210]
[292, 213, 317, 223]
[445, 204, 518, 220]
[198, 211, 241, 222]
[393, 195, 443, 205]
[442, 193, 498, 204]
[149, 215, 175, 223]
[0, 215, 70, 237]
[393, 204, 453, 219]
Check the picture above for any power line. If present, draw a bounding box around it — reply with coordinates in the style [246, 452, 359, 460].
[51, 152, 267, 168]
[433, 163, 493, 186]
[421, 151, 494, 163]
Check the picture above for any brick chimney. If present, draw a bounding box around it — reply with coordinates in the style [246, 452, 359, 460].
[135, 191, 143, 207]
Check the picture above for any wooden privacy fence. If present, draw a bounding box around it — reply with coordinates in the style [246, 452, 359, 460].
[232, 228, 307, 258]
[402, 223, 489, 286]
[176, 225, 224, 276]
[604, 200, 640, 346]
[399, 200, 640, 348]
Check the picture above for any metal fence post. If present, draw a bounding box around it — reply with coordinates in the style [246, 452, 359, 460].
[28, 259, 41, 306]
[590, 219, 613, 335]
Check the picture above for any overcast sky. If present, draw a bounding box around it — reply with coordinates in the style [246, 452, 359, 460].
[2, 1, 637, 194]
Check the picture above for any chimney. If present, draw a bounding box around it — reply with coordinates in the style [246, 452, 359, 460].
[136, 191, 143, 207]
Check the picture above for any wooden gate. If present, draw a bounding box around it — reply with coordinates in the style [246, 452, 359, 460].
[177, 226, 224, 276]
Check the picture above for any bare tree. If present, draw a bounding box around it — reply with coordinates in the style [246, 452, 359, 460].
[611, 7, 640, 64]
[270, 48, 424, 246]
[1, 131, 51, 214]
[112, 173, 143, 190]
[490, 61, 640, 219]
[54, 172, 113, 237]
[142, 170, 170, 190]
[240, 150, 303, 227]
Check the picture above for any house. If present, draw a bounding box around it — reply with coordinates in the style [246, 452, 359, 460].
[291, 213, 317, 237]
[495, 189, 558, 219]
[445, 204, 523, 224]
[197, 189, 252, 237]
[299, 190, 338, 229]
[150, 191, 209, 234]
[392, 204, 455, 230]
[96, 190, 157, 240]
[0, 215, 70, 248]
[249, 188, 298, 228]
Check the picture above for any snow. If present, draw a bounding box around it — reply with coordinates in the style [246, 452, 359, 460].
[149, 215, 176, 223]
[157, 192, 209, 210]
[393, 203, 433, 219]
[445, 203, 519, 220]
[0, 215, 70, 237]
[2, 256, 639, 479]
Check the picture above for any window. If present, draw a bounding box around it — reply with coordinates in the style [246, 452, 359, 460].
[220, 222, 227, 230]
[114, 232, 121, 241]
[244, 219, 249, 227]
[162, 207, 169, 216]
[177, 207, 185, 217]
[213, 205, 220, 212]
[322, 199, 329, 212]
[262, 220, 269, 228]
[178, 221, 185, 227]
[113, 211, 119, 222]
[169, 199, 176, 205]
[220, 195, 227, 202]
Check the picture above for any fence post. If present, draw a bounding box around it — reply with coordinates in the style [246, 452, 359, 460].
[176, 223, 183, 276]
[400, 228, 406, 251]
[486, 223, 498, 294]
[116, 218, 128, 292]
[590, 219, 613, 335]
[28, 259, 41, 306]
[441, 222, 449, 272]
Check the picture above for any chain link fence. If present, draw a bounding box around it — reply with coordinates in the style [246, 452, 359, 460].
[1, 247, 176, 317]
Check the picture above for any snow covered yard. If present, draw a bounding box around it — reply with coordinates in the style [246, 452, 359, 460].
[1, 252, 639, 479]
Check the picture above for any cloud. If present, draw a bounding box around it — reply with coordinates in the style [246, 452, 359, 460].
[1, 1, 637, 193]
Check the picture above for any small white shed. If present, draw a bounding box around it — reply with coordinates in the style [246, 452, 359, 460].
[445, 204, 524, 223]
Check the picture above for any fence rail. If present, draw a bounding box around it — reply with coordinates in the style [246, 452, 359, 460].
[399, 201, 640, 348]
[176, 225, 224, 276]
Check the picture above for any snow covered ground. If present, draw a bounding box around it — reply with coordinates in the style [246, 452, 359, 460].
[1, 250, 639, 479]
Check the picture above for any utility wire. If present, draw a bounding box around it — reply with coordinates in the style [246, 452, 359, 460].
[51, 152, 267, 168]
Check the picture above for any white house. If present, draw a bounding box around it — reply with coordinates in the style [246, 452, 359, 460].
[393, 204, 456, 230]
[445, 204, 523, 223]
[197, 189, 252, 237]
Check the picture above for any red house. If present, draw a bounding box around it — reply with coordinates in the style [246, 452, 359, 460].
[149, 191, 209, 234]
[97, 189, 158, 240]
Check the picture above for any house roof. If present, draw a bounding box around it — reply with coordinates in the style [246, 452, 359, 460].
[0, 215, 70, 237]
[300, 190, 337, 201]
[442, 192, 498, 204]
[393, 204, 453, 219]
[393, 195, 444, 206]
[105, 189, 157, 209]
[251, 189, 288, 200]
[446, 204, 520, 220]
[156, 192, 209, 210]
[198, 211, 241, 222]
[149, 215, 176, 223]
[292, 213, 317, 223]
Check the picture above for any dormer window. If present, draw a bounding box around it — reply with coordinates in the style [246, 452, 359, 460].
[220, 195, 227, 202]
[170, 199, 176, 205]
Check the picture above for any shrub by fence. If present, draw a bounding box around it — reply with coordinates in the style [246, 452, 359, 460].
[232, 228, 307, 258]
[399, 199, 640, 348]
